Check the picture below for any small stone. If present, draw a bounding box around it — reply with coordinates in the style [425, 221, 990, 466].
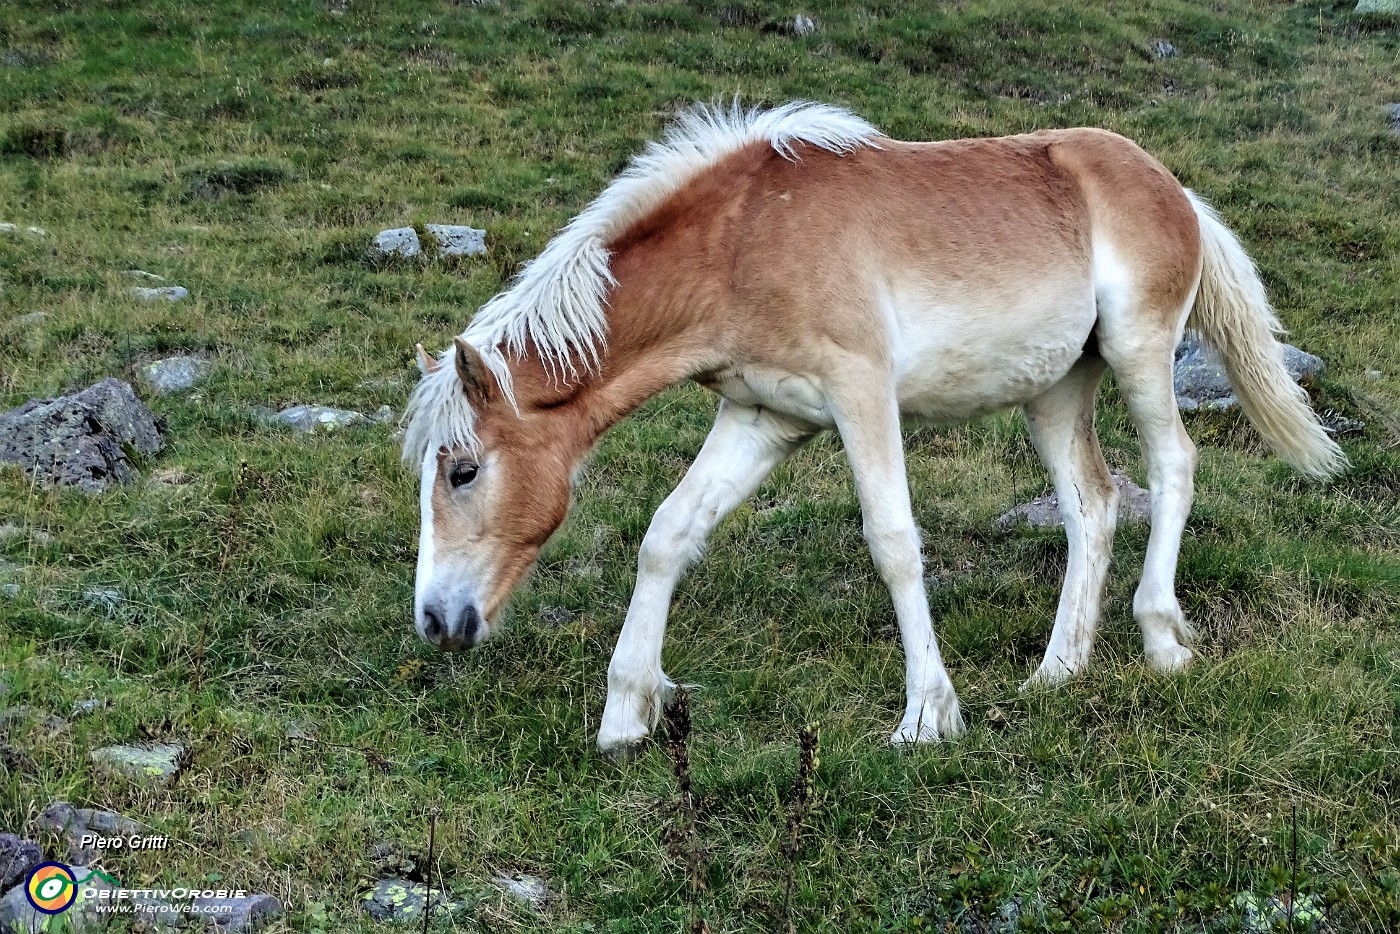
[284, 719, 317, 741]
[191, 893, 284, 932]
[372, 404, 396, 424]
[369, 227, 422, 259]
[0, 584, 18, 600]
[0, 523, 54, 546]
[132, 286, 189, 302]
[89, 742, 186, 787]
[0, 863, 114, 932]
[359, 877, 465, 923]
[792, 14, 817, 35]
[1365, 368, 1383, 381]
[12, 311, 47, 327]
[1148, 38, 1178, 58]
[492, 871, 548, 909]
[83, 587, 123, 612]
[37, 801, 144, 864]
[0, 706, 68, 737]
[278, 404, 364, 432]
[1356, 0, 1400, 12]
[996, 471, 1151, 532]
[0, 833, 42, 890]
[1386, 103, 1400, 134]
[0, 223, 46, 237]
[139, 355, 209, 395]
[71, 698, 109, 717]
[425, 223, 486, 257]
[126, 269, 167, 282]
[150, 466, 195, 485]
[539, 606, 577, 627]
[1236, 892, 1327, 933]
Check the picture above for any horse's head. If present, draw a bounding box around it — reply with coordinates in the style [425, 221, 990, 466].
[407, 339, 574, 650]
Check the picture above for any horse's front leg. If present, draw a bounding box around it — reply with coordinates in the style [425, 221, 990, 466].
[597, 400, 812, 759]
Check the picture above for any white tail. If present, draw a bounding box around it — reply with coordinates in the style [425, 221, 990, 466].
[1185, 192, 1346, 479]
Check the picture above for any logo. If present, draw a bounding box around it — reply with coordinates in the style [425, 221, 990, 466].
[25, 863, 120, 915]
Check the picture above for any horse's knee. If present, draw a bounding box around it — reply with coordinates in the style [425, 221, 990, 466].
[862, 521, 923, 585]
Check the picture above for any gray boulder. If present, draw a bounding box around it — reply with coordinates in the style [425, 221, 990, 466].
[1387, 103, 1400, 134]
[1148, 38, 1178, 58]
[425, 224, 486, 257]
[0, 863, 114, 932]
[996, 472, 1152, 532]
[132, 286, 189, 302]
[1356, 0, 1400, 11]
[191, 893, 284, 931]
[89, 742, 186, 787]
[370, 227, 422, 259]
[0, 833, 41, 890]
[278, 404, 364, 432]
[139, 356, 209, 395]
[492, 871, 548, 909]
[1173, 334, 1323, 412]
[360, 877, 466, 923]
[0, 378, 164, 492]
[792, 14, 817, 35]
[37, 801, 143, 864]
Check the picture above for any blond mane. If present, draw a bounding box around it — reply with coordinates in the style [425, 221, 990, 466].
[402, 100, 881, 467]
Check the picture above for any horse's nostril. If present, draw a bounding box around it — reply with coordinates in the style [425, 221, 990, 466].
[460, 603, 482, 643]
[422, 606, 446, 642]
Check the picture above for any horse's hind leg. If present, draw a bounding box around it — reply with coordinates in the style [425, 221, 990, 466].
[1022, 356, 1119, 687]
[1097, 320, 1198, 673]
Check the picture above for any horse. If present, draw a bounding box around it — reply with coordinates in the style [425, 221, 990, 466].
[403, 101, 1345, 758]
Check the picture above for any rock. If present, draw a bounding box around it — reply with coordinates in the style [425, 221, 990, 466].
[360, 877, 466, 923]
[0, 706, 68, 738]
[492, 871, 548, 909]
[792, 14, 817, 34]
[12, 311, 48, 327]
[0, 223, 46, 237]
[150, 466, 195, 485]
[1148, 38, 1178, 58]
[1355, 0, 1400, 11]
[425, 224, 486, 257]
[0, 833, 42, 890]
[126, 270, 167, 282]
[38, 802, 146, 864]
[0, 584, 18, 600]
[0, 378, 164, 492]
[539, 606, 577, 627]
[996, 471, 1152, 532]
[1173, 334, 1323, 412]
[0, 863, 115, 932]
[0, 523, 54, 545]
[139, 356, 209, 395]
[191, 893, 284, 932]
[1319, 409, 1365, 437]
[89, 742, 186, 787]
[278, 404, 364, 432]
[132, 286, 189, 302]
[371, 405, 396, 424]
[370, 227, 422, 259]
[1236, 892, 1327, 932]
[72, 698, 109, 717]
[82, 587, 123, 612]
[1387, 103, 1400, 134]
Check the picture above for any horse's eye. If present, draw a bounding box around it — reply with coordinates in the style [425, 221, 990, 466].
[448, 462, 479, 489]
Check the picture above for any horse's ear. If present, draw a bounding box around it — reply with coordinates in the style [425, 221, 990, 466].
[415, 343, 440, 376]
[453, 336, 494, 404]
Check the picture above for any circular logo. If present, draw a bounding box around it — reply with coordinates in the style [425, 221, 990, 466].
[26, 862, 78, 914]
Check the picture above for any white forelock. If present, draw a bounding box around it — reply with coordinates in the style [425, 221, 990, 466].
[402, 100, 882, 469]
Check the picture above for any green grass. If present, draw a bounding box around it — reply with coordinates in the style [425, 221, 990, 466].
[2, 1, 1399, 931]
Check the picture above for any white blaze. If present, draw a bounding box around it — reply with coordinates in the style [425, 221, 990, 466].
[415, 454, 438, 613]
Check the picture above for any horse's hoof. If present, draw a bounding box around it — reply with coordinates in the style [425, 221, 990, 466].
[889, 701, 964, 746]
[597, 736, 650, 764]
[1146, 642, 1193, 674]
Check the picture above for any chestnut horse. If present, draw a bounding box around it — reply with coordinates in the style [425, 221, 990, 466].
[404, 102, 1344, 757]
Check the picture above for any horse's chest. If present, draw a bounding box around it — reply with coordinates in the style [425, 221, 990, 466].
[699, 366, 834, 425]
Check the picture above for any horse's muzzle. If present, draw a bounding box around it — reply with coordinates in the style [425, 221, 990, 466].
[418, 600, 484, 651]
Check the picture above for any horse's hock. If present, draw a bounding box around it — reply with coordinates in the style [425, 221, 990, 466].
[0, 378, 163, 492]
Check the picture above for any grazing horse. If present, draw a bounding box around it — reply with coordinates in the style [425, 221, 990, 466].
[404, 102, 1344, 757]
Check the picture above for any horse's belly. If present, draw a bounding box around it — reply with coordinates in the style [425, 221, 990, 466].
[892, 300, 1096, 422]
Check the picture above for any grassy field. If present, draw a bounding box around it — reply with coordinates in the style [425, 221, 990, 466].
[2, 0, 1399, 931]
